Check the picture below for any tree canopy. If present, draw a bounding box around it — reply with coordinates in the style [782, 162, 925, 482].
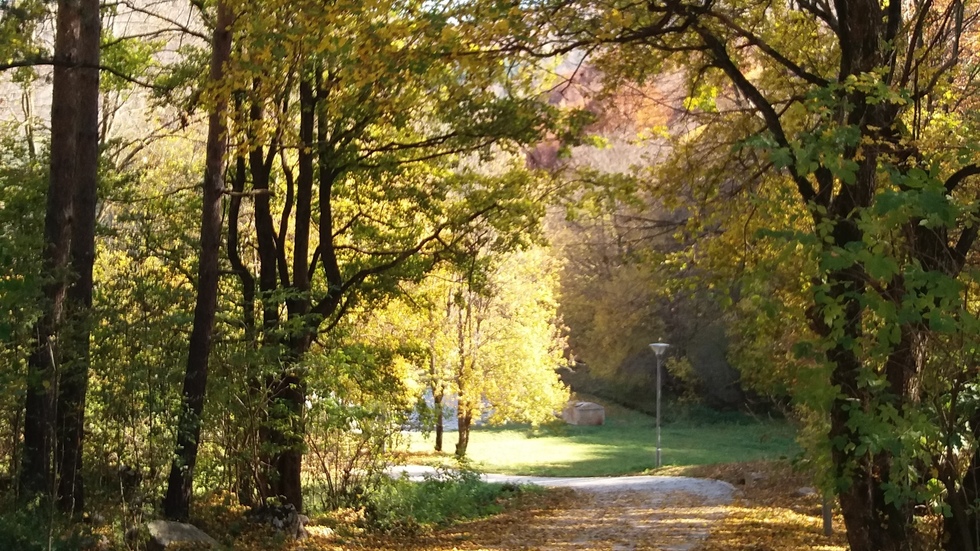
[534, 0, 980, 549]
[10, 1, 980, 550]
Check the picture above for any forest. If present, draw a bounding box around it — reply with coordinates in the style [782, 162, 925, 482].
[4, 0, 980, 550]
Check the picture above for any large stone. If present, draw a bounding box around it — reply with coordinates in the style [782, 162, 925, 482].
[562, 401, 605, 426]
[246, 504, 310, 540]
[792, 486, 818, 498]
[146, 520, 219, 551]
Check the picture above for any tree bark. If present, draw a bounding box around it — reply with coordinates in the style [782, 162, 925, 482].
[434, 388, 444, 453]
[55, 0, 100, 515]
[455, 408, 472, 458]
[163, 0, 233, 520]
[20, 0, 80, 501]
[269, 368, 305, 510]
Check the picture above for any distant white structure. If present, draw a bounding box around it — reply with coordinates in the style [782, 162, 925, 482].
[405, 389, 494, 432]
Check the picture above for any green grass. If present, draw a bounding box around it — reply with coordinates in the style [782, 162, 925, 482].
[402, 397, 798, 477]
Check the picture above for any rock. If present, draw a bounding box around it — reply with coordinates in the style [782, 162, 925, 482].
[246, 504, 309, 540]
[296, 514, 310, 540]
[146, 520, 219, 551]
[737, 472, 766, 487]
[792, 486, 818, 498]
[82, 512, 106, 526]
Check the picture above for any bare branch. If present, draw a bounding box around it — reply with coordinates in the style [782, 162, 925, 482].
[707, 10, 829, 86]
[0, 56, 166, 91]
[944, 163, 980, 194]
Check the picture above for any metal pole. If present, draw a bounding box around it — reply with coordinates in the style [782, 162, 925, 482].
[649, 342, 668, 469]
[656, 353, 662, 468]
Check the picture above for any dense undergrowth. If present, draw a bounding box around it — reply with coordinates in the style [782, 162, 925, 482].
[364, 468, 535, 535]
[0, 504, 98, 551]
[0, 467, 535, 550]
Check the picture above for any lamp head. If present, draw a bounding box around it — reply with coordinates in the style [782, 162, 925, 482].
[649, 342, 669, 357]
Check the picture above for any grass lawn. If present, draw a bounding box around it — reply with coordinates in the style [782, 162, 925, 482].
[400, 397, 798, 477]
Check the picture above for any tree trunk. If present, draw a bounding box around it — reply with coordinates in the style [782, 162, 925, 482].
[228, 155, 256, 345]
[20, 0, 80, 501]
[434, 389, 444, 453]
[163, 0, 233, 520]
[261, 78, 317, 512]
[229, 148, 259, 508]
[55, 0, 100, 515]
[269, 367, 305, 510]
[820, 160, 915, 551]
[455, 408, 472, 458]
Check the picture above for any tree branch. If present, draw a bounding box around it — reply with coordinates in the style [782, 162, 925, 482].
[696, 29, 818, 204]
[944, 163, 980, 194]
[0, 56, 165, 91]
[707, 10, 829, 86]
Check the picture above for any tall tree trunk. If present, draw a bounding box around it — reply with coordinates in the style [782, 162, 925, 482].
[20, 0, 80, 501]
[247, 81, 288, 506]
[820, 153, 914, 551]
[163, 0, 233, 520]
[229, 151, 258, 508]
[262, 78, 317, 512]
[56, 0, 100, 515]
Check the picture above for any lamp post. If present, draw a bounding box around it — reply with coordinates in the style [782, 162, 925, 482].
[649, 342, 669, 468]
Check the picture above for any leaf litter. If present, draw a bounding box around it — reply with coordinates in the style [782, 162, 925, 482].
[235, 461, 850, 551]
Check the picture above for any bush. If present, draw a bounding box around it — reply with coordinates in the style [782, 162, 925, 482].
[364, 467, 529, 535]
[0, 505, 95, 551]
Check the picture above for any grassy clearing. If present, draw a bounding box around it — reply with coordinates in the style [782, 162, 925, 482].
[401, 396, 798, 476]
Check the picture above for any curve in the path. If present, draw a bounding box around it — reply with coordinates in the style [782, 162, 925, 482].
[391, 464, 734, 500]
[391, 465, 736, 551]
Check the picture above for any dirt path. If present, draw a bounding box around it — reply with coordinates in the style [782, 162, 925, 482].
[391, 466, 735, 551]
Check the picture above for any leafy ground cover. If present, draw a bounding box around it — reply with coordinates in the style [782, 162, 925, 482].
[403, 396, 798, 476]
[37, 459, 850, 550]
[682, 461, 849, 551]
[340, 460, 849, 551]
[261, 460, 846, 551]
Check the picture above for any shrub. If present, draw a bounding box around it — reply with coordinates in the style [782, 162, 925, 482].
[0, 505, 94, 551]
[363, 467, 529, 534]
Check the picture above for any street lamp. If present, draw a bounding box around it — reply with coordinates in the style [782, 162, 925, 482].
[649, 342, 669, 468]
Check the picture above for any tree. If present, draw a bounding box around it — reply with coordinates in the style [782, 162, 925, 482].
[540, 1, 980, 549]
[220, 0, 563, 510]
[443, 246, 569, 457]
[163, 0, 234, 521]
[56, 0, 100, 515]
[20, 0, 84, 503]
[389, 244, 570, 458]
